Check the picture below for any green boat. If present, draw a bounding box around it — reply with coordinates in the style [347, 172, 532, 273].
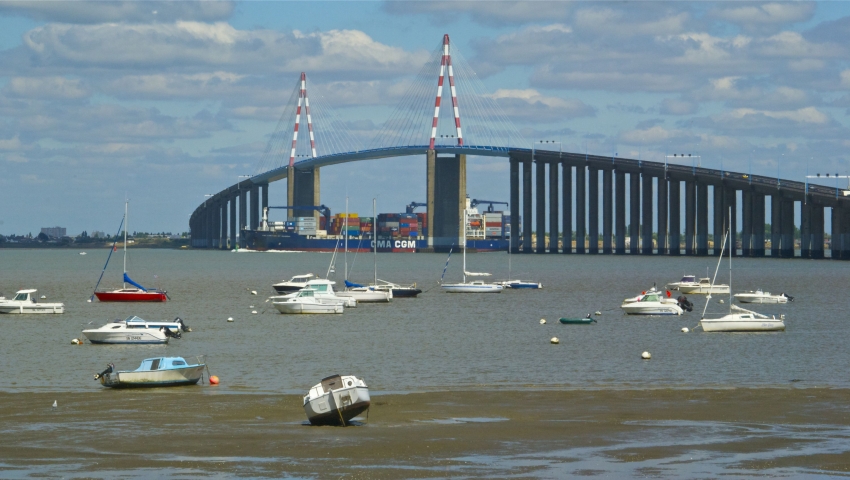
[559, 316, 597, 325]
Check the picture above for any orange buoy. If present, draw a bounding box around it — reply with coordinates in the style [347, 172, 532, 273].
[209, 375, 220, 385]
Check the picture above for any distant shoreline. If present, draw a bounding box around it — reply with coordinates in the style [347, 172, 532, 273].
[0, 240, 190, 249]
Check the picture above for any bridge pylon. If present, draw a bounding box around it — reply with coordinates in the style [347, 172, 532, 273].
[287, 72, 320, 221]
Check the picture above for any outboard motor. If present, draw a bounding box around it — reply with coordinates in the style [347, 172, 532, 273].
[94, 363, 114, 380]
[174, 317, 191, 332]
[782, 293, 794, 302]
[677, 295, 694, 312]
[161, 326, 182, 339]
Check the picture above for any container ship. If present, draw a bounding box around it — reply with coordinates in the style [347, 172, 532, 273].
[241, 203, 511, 253]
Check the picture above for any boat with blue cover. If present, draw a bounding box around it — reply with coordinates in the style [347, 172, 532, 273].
[94, 356, 206, 388]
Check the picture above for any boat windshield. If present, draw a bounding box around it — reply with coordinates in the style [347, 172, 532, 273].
[299, 289, 315, 297]
[682, 276, 695, 282]
[643, 294, 659, 302]
[124, 315, 145, 323]
[13, 293, 29, 301]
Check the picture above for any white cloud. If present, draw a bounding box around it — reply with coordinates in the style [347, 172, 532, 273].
[841, 70, 850, 88]
[711, 2, 815, 31]
[6, 77, 90, 99]
[729, 106, 828, 124]
[0, 1, 234, 24]
[0, 135, 23, 150]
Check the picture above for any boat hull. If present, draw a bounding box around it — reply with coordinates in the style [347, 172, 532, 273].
[733, 294, 788, 304]
[678, 285, 730, 295]
[0, 303, 64, 314]
[94, 290, 167, 302]
[100, 365, 205, 388]
[701, 314, 785, 332]
[620, 303, 683, 315]
[273, 302, 344, 314]
[83, 330, 169, 344]
[335, 290, 392, 302]
[559, 317, 596, 324]
[304, 386, 371, 426]
[441, 284, 503, 293]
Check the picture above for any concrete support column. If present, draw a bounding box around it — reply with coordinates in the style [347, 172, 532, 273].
[615, 171, 626, 254]
[696, 182, 709, 255]
[770, 194, 781, 257]
[812, 204, 825, 259]
[669, 181, 680, 255]
[714, 185, 726, 255]
[229, 193, 237, 249]
[801, 199, 812, 258]
[727, 189, 738, 257]
[742, 189, 753, 257]
[549, 161, 560, 253]
[509, 156, 519, 253]
[780, 199, 795, 258]
[535, 157, 546, 253]
[286, 166, 295, 221]
[292, 167, 320, 220]
[834, 205, 850, 260]
[588, 167, 599, 254]
[562, 164, 573, 254]
[753, 194, 765, 257]
[205, 206, 213, 249]
[629, 173, 639, 254]
[426, 151, 466, 250]
[239, 188, 247, 239]
[641, 174, 653, 254]
[575, 165, 586, 254]
[684, 181, 695, 255]
[250, 185, 260, 231]
[220, 201, 227, 250]
[522, 159, 532, 252]
[657, 176, 668, 255]
[602, 168, 613, 254]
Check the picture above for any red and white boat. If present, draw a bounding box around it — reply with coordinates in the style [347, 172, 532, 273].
[91, 202, 169, 303]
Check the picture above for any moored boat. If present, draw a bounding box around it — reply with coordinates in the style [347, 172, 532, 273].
[273, 289, 344, 314]
[733, 290, 792, 304]
[620, 290, 684, 316]
[368, 279, 422, 298]
[94, 356, 205, 388]
[559, 316, 597, 324]
[272, 273, 316, 294]
[500, 280, 542, 289]
[0, 289, 64, 314]
[270, 278, 356, 307]
[82, 316, 187, 344]
[677, 277, 729, 295]
[303, 374, 371, 426]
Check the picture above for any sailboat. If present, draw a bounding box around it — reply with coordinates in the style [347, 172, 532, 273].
[699, 211, 784, 332]
[441, 208, 503, 293]
[365, 198, 422, 297]
[91, 201, 168, 302]
[335, 198, 392, 303]
[498, 243, 542, 289]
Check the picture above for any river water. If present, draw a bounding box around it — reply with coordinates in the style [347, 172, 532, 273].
[0, 248, 843, 394]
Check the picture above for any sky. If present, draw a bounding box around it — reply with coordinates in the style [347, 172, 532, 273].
[1, 1, 849, 236]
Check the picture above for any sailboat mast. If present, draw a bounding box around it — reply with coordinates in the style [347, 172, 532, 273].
[344, 197, 348, 281]
[728, 207, 733, 311]
[123, 200, 128, 288]
[373, 198, 377, 286]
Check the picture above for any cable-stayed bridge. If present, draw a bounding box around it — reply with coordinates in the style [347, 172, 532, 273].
[190, 34, 850, 259]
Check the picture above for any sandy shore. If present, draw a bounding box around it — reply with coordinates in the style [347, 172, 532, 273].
[3, 387, 850, 478]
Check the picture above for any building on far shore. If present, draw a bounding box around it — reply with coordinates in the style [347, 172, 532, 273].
[40, 226, 66, 238]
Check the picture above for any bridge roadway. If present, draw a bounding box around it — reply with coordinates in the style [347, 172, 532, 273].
[189, 146, 850, 259]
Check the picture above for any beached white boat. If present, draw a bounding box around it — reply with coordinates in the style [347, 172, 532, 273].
[0, 289, 65, 314]
[270, 279, 356, 307]
[82, 315, 187, 344]
[620, 290, 684, 315]
[700, 215, 785, 333]
[303, 374, 371, 426]
[273, 289, 344, 314]
[94, 356, 205, 388]
[272, 273, 316, 294]
[733, 290, 792, 304]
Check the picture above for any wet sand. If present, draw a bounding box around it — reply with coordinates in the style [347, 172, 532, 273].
[3, 387, 850, 478]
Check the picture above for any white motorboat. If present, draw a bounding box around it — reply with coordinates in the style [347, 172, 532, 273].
[336, 281, 393, 303]
[0, 289, 65, 314]
[733, 290, 792, 304]
[441, 206, 503, 294]
[94, 356, 206, 388]
[273, 289, 344, 314]
[270, 279, 356, 307]
[82, 315, 186, 344]
[667, 275, 729, 295]
[666, 275, 697, 291]
[699, 213, 785, 333]
[620, 290, 684, 315]
[303, 374, 371, 426]
[272, 273, 316, 294]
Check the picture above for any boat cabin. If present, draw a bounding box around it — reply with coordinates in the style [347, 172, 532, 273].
[304, 280, 335, 293]
[697, 278, 712, 285]
[641, 293, 661, 302]
[295, 289, 317, 298]
[679, 276, 696, 283]
[11, 290, 37, 303]
[135, 357, 193, 372]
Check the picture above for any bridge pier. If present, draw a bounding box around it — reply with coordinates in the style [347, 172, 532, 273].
[426, 150, 466, 250]
[713, 185, 725, 255]
[697, 182, 709, 255]
[219, 201, 227, 250]
[780, 198, 795, 258]
[562, 164, 573, 253]
[742, 189, 753, 257]
[509, 157, 519, 253]
[753, 193, 765, 257]
[800, 199, 812, 258]
[589, 167, 599, 254]
[657, 175, 667, 255]
[669, 180, 680, 255]
[535, 157, 546, 253]
[812, 203, 825, 259]
[684, 180, 695, 255]
[239, 188, 247, 240]
[575, 164, 586, 254]
[641, 174, 652, 254]
[728, 189, 738, 256]
[549, 161, 559, 253]
[292, 167, 320, 220]
[602, 168, 613, 254]
[834, 205, 850, 260]
[522, 157, 532, 252]
[615, 171, 626, 254]
[287, 166, 295, 220]
[229, 193, 237, 249]
[629, 173, 639, 254]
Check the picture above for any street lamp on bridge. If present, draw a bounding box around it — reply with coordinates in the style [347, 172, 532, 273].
[806, 173, 850, 198]
[665, 153, 699, 174]
[531, 140, 562, 162]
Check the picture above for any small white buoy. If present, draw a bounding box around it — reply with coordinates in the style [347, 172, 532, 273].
[719, 299, 724, 304]
[79, 252, 87, 255]
[249, 305, 254, 309]
[252, 310, 258, 314]
[227, 317, 234, 322]
[40, 295, 46, 299]
[87, 299, 92, 303]
[539, 318, 546, 325]
[71, 338, 81, 345]
[251, 290, 257, 295]
[641, 351, 651, 360]
[594, 311, 602, 315]
[681, 327, 689, 333]
[52, 400, 57, 408]
[550, 337, 559, 344]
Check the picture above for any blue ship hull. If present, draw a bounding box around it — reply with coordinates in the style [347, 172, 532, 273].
[242, 231, 508, 252]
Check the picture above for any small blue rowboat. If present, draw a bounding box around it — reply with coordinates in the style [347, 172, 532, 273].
[94, 356, 206, 388]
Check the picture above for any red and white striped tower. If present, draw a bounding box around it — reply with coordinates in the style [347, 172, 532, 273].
[429, 34, 463, 150]
[288, 72, 318, 167]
